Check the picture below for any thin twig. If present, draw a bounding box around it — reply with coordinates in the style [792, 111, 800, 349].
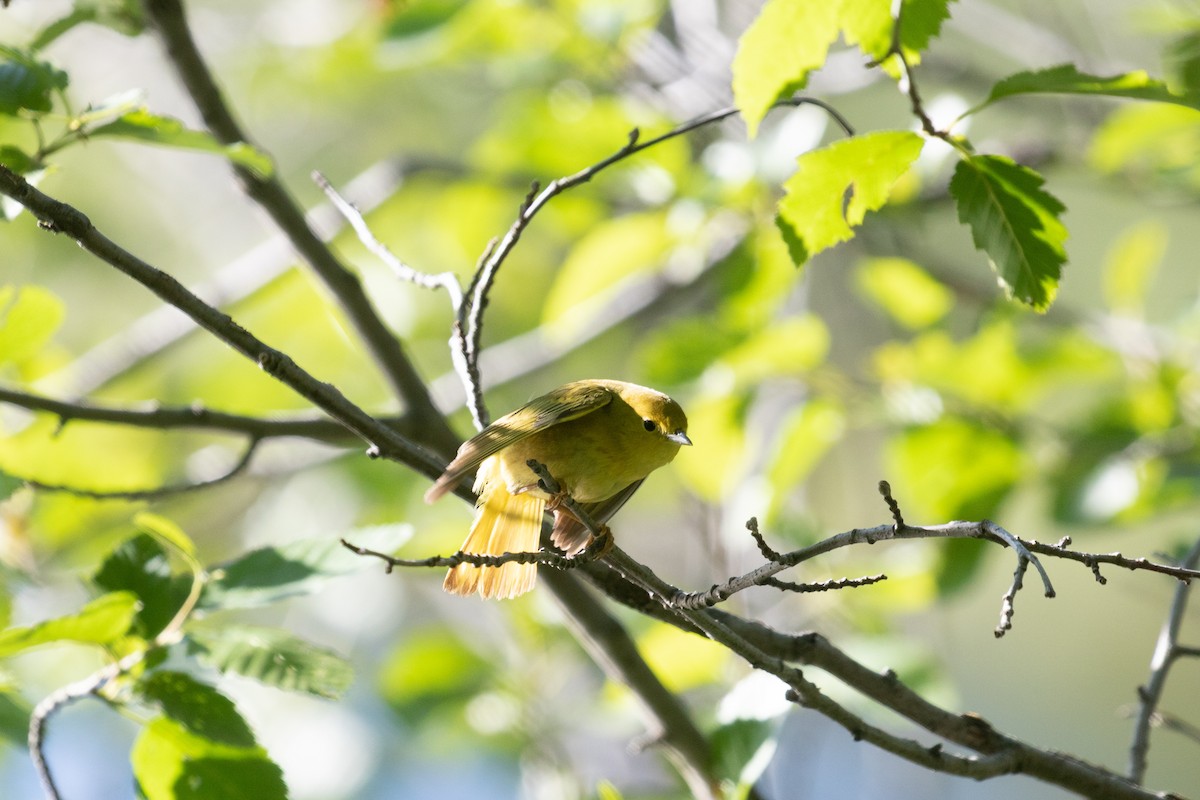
[310, 170, 464, 305]
[1128, 535, 1200, 784]
[449, 96, 853, 428]
[0, 386, 357, 441]
[18, 437, 259, 500]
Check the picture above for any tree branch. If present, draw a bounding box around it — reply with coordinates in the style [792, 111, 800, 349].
[138, 0, 458, 457]
[0, 165, 444, 485]
[1128, 534, 1200, 783]
[0, 386, 358, 441]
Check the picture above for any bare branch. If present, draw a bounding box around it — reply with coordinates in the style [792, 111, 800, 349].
[0, 386, 356, 441]
[1128, 535, 1200, 783]
[0, 165, 445, 485]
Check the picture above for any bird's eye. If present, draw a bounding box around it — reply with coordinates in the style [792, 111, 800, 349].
[642, 419, 656, 432]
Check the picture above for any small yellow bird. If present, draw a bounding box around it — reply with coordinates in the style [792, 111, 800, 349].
[425, 379, 691, 599]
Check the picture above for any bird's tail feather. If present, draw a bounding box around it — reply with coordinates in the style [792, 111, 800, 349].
[443, 476, 545, 599]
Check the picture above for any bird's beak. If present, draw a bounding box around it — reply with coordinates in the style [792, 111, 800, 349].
[667, 430, 692, 446]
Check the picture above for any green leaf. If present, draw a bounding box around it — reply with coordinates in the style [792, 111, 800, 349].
[765, 398, 845, 518]
[0, 284, 66, 368]
[541, 211, 672, 337]
[732, 0, 842, 136]
[132, 717, 286, 800]
[139, 671, 257, 748]
[0, 688, 29, 745]
[886, 418, 1023, 521]
[949, 155, 1067, 311]
[0, 145, 39, 174]
[777, 131, 924, 265]
[1166, 31, 1200, 97]
[710, 718, 777, 787]
[30, 1, 145, 50]
[897, 0, 956, 55]
[0, 470, 21, 503]
[0, 48, 68, 115]
[87, 109, 274, 177]
[134, 512, 199, 560]
[187, 624, 353, 699]
[637, 318, 745, 386]
[377, 628, 489, 722]
[839, 0, 895, 63]
[201, 524, 411, 610]
[1102, 220, 1166, 315]
[1088, 104, 1200, 190]
[856, 257, 953, 329]
[93, 534, 193, 639]
[969, 64, 1200, 117]
[716, 315, 830, 387]
[0, 591, 139, 657]
[674, 394, 747, 502]
[383, 0, 469, 40]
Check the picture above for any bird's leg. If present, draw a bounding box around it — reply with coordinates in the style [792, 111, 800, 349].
[584, 525, 615, 558]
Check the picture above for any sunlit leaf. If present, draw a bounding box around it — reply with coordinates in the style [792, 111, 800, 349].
[674, 393, 747, 502]
[856, 257, 953, 329]
[378, 628, 489, 721]
[541, 211, 672, 337]
[1102, 220, 1166, 315]
[0, 285, 65, 369]
[970, 64, 1200, 117]
[87, 109, 274, 177]
[186, 624, 353, 699]
[201, 524, 412, 610]
[777, 131, 924, 266]
[132, 717, 285, 800]
[732, 0, 841, 136]
[0, 591, 139, 657]
[596, 781, 625, 800]
[839, 0, 894, 63]
[139, 671, 256, 748]
[766, 398, 845, 518]
[1089, 104, 1200, 189]
[721, 228, 801, 329]
[637, 622, 728, 692]
[716, 315, 830, 387]
[93, 534, 193, 639]
[134, 512, 198, 559]
[637, 317, 745, 387]
[949, 154, 1066, 311]
[885, 418, 1023, 520]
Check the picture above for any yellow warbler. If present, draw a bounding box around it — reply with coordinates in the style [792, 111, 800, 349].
[425, 379, 691, 599]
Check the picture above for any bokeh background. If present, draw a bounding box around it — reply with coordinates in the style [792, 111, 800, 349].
[1, 0, 1199, 797]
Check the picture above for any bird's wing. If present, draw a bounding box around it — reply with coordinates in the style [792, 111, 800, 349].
[424, 382, 614, 502]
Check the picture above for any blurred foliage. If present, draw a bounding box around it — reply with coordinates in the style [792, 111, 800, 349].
[0, 0, 1198, 798]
